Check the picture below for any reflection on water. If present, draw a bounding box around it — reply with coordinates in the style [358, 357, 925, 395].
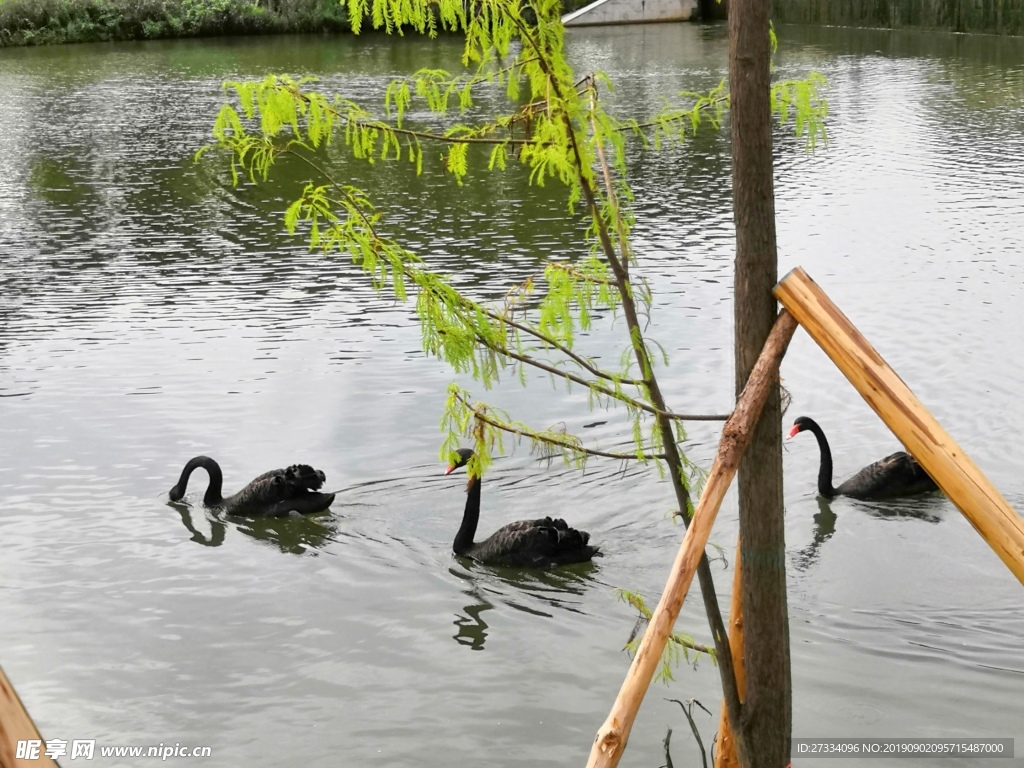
[454, 599, 493, 651]
[854, 494, 947, 524]
[171, 502, 339, 554]
[448, 559, 602, 650]
[791, 491, 944, 574]
[1, 22, 1023, 768]
[792, 496, 838, 573]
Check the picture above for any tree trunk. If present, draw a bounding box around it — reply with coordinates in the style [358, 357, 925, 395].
[729, 0, 792, 763]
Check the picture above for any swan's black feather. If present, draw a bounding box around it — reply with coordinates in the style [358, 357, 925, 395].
[471, 517, 598, 567]
[169, 456, 335, 517]
[835, 451, 937, 500]
[791, 417, 939, 500]
[446, 450, 598, 567]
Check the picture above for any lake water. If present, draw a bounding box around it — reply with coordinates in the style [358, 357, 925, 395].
[1, 21, 1022, 768]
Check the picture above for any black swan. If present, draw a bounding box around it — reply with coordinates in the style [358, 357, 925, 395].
[168, 456, 336, 517]
[788, 416, 938, 500]
[445, 448, 599, 567]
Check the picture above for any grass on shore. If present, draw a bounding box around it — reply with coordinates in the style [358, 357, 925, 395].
[0, 0, 350, 47]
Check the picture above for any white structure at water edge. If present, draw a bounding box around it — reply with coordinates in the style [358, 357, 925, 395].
[562, 0, 699, 26]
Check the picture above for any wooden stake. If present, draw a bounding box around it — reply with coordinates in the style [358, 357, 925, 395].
[775, 267, 1024, 586]
[585, 310, 797, 768]
[0, 666, 58, 768]
[712, 542, 745, 768]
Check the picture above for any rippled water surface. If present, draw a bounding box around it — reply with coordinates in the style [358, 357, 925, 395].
[1, 23, 1023, 768]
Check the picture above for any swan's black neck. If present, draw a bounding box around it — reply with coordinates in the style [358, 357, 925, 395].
[170, 456, 225, 505]
[803, 419, 837, 498]
[453, 474, 481, 555]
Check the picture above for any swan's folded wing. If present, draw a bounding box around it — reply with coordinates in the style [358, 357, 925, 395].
[282, 464, 327, 491]
[483, 520, 598, 561]
[838, 451, 939, 500]
[224, 465, 333, 516]
[878, 452, 936, 483]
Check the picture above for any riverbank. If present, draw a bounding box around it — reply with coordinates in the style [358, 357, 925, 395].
[0, 0, 605, 48]
[772, 0, 1023, 36]
[0, 0, 349, 47]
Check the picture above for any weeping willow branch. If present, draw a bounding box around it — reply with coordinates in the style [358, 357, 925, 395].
[467, 325, 728, 422]
[287, 148, 730, 424]
[486, 306, 648, 388]
[588, 76, 634, 278]
[452, 390, 668, 463]
[619, 589, 715, 665]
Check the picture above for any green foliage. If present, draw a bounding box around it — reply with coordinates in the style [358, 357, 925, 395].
[0, 0, 349, 47]
[617, 589, 716, 682]
[196, 0, 828, 483]
[772, 71, 830, 149]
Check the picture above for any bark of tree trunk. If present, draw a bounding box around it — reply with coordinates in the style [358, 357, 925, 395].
[729, 0, 792, 763]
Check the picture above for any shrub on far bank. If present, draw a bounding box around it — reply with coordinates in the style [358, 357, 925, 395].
[0, 0, 350, 47]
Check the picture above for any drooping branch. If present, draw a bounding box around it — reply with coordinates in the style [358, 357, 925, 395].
[488, 307, 648, 388]
[618, 589, 716, 662]
[453, 392, 669, 463]
[288, 152, 731, 424]
[469, 327, 727, 422]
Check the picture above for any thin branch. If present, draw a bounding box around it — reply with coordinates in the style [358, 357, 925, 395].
[287, 152, 385, 239]
[673, 636, 714, 656]
[662, 728, 675, 768]
[284, 84, 538, 146]
[484, 306, 648, 387]
[471, 327, 727, 422]
[630, 96, 729, 132]
[458, 395, 668, 462]
[292, 152, 729, 423]
[588, 76, 633, 280]
[667, 699, 711, 768]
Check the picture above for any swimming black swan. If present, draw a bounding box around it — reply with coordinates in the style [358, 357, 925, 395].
[168, 456, 336, 517]
[788, 416, 938, 500]
[445, 448, 599, 567]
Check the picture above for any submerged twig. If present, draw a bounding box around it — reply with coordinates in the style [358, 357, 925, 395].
[667, 698, 712, 768]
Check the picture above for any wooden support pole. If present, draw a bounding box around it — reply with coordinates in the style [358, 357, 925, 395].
[0, 666, 58, 768]
[775, 267, 1024, 586]
[585, 310, 798, 768]
[712, 541, 745, 768]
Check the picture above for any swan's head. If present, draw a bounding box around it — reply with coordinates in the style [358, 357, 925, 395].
[788, 416, 815, 438]
[445, 448, 474, 475]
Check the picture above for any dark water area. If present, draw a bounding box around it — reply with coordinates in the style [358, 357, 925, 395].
[1, 23, 1022, 767]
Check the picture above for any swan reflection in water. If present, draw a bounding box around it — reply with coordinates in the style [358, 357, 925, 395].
[453, 597, 492, 651]
[449, 560, 600, 650]
[792, 492, 945, 573]
[170, 501, 338, 555]
[792, 496, 838, 573]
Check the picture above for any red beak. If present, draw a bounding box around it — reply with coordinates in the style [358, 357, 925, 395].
[444, 465, 456, 476]
[787, 424, 801, 438]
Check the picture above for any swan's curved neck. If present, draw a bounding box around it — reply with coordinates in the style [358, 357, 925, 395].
[805, 421, 837, 497]
[174, 456, 225, 505]
[454, 475, 480, 555]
